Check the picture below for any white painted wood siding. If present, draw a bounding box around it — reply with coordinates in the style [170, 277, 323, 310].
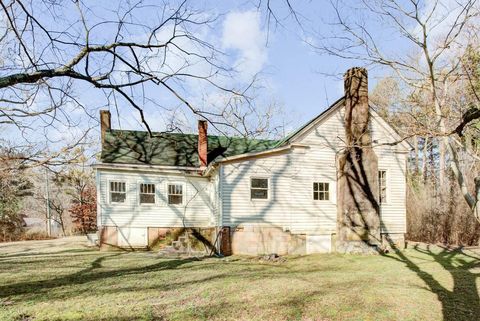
[220, 152, 295, 228]
[97, 170, 215, 228]
[220, 105, 407, 234]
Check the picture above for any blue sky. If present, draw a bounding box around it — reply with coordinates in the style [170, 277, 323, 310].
[2, 0, 437, 153]
[158, 0, 398, 134]
[100, 0, 388, 135]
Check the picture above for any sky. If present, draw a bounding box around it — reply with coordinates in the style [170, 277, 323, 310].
[200, 0, 392, 132]
[107, 0, 389, 135]
[3, 0, 464, 155]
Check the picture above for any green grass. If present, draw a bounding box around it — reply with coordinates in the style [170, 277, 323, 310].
[0, 238, 479, 321]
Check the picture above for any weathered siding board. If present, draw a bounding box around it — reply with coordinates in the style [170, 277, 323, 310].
[97, 170, 215, 228]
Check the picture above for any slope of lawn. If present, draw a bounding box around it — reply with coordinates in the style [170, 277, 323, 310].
[0, 237, 479, 321]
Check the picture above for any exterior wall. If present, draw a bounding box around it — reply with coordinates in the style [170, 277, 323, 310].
[219, 105, 408, 254]
[289, 106, 408, 235]
[229, 226, 307, 255]
[99, 226, 118, 250]
[97, 169, 216, 231]
[96, 105, 407, 253]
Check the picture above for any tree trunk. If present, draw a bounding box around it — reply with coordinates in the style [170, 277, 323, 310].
[439, 140, 446, 187]
[414, 135, 419, 176]
[422, 137, 429, 185]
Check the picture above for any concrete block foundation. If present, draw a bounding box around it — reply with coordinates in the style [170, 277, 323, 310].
[225, 226, 308, 255]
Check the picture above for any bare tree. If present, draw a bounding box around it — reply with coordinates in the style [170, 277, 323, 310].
[0, 0, 280, 168]
[308, 0, 480, 222]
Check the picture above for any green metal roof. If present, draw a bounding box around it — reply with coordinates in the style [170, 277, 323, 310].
[101, 129, 280, 167]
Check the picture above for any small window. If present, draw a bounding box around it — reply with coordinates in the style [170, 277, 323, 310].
[313, 182, 329, 201]
[168, 184, 183, 205]
[379, 170, 387, 204]
[139, 183, 155, 204]
[110, 181, 126, 203]
[251, 178, 268, 199]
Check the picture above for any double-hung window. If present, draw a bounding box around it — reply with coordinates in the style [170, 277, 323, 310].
[110, 181, 126, 203]
[251, 178, 268, 200]
[167, 184, 183, 205]
[378, 170, 387, 204]
[313, 182, 329, 201]
[139, 183, 155, 204]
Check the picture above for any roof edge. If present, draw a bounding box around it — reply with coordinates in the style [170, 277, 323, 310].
[275, 96, 345, 147]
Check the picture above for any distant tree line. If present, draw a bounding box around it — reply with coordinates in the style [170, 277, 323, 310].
[0, 149, 97, 242]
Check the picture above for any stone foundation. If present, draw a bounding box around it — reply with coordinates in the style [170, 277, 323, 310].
[381, 233, 406, 250]
[225, 226, 307, 255]
[99, 226, 217, 251]
[336, 240, 381, 254]
[335, 233, 406, 254]
[148, 227, 175, 248]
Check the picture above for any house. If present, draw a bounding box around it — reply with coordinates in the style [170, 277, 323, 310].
[93, 67, 410, 255]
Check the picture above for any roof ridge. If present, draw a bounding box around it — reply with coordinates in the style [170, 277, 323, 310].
[109, 128, 279, 142]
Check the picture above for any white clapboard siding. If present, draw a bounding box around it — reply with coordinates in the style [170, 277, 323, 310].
[220, 104, 407, 234]
[98, 104, 407, 235]
[98, 170, 215, 228]
[221, 154, 294, 227]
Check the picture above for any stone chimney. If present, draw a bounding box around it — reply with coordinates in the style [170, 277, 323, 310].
[100, 110, 111, 146]
[198, 120, 208, 168]
[337, 67, 380, 253]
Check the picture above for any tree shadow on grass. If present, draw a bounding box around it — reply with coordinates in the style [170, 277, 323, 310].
[0, 248, 95, 260]
[0, 254, 202, 299]
[384, 242, 480, 321]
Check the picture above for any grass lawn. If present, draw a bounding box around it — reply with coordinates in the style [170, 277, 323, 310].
[0, 237, 479, 321]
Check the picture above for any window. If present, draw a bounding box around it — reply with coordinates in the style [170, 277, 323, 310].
[139, 183, 155, 204]
[167, 184, 183, 205]
[251, 178, 268, 199]
[379, 170, 387, 204]
[313, 182, 329, 200]
[110, 181, 126, 203]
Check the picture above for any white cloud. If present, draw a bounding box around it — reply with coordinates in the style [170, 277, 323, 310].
[222, 10, 267, 80]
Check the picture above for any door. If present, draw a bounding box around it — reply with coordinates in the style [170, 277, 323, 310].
[117, 227, 148, 247]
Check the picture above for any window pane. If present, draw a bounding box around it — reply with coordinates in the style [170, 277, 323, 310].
[140, 194, 155, 204]
[111, 192, 126, 203]
[378, 171, 387, 203]
[251, 189, 268, 199]
[313, 182, 329, 200]
[140, 183, 155, 194]
[110, 181, 125, 192]
[167, 184, 183, 204]
[168, 195, 183, 204]
[251, 178, 268, 189]
[168, 184, 182, 195]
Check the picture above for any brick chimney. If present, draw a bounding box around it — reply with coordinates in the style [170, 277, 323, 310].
[343, 67, 370, 146]
[337, 67, 380, 253]
[100, 110, 111, 146]
[198, 120, 208, 168]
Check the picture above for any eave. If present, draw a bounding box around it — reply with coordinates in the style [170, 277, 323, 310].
[92, 162, 205, 176]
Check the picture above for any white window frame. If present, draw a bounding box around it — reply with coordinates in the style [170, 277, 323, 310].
[378, 169, 388, 205]
[250, 177, 270, 201]
[166, 182, 185, 206]
[313, 182, 330, 201]
[108, 180, 127, 204]
[138, 182, 156, 206]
